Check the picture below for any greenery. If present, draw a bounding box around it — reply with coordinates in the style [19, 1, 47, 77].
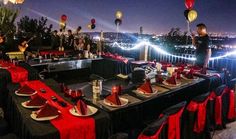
[17, 16, 52, 36]
[0, 6, 18, 34]
[17, 16, 53, 47]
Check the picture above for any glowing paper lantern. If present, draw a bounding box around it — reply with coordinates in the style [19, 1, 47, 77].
[188, 10, 197, 22]
[115, 11, 123, 19]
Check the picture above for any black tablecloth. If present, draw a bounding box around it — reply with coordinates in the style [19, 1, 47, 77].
[91, 58, 134, 79]
[6, 79, 111, 139]
[0, 62, 38, 107]
[194, 70, 225, 91]
[68, 78, 209, 133]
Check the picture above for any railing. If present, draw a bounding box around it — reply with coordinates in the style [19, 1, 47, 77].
[151, 51, 236, 78]
[106, 43, 236, 78]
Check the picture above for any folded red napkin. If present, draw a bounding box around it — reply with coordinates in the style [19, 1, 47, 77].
[36, 103, 59, 118]
[188, 65, 202, 72]
[184, 70, 194, 79]
[137, 79, 153, 94]
[160, 61, 172, 71]
[166, 76, 177, 85]
[156, 75, 164, 84]
[75, 100, 88, 115]
[106, 93, 121, 105]
[26, 94, 47, 106]
[18, 85, 36, 94]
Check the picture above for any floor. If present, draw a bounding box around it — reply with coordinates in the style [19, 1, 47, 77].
[213, 121, 236, 139]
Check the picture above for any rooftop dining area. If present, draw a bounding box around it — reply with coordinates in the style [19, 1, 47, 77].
[1, 0, 236, 139]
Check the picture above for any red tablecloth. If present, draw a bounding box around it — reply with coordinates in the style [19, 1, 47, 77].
[21, 80, 96, 139]
[102, 52, 129, 64]
[39, 50, 66, 56]
[0, 61, 28, 83]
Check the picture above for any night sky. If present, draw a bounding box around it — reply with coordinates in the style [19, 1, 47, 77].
[15, 0, 236, 34]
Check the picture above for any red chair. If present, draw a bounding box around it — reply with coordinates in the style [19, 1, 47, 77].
[138, 115, 167, 139]
[184, 93, 211, 139]
[160, 101, 186, 139]
[208, 85, 235, 129]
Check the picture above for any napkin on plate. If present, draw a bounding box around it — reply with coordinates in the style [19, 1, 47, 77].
[105, 93, 122, 105]
[184, 70, 194, 79]
[166, 75, 177, 85]
[137, 79, 153, 94]
[18, 85, 36, 95]
[75, 100, 88, 115]
[36, 103, 59, 118]
[155, 75, 164, 84]
[26, 94, 47, 106]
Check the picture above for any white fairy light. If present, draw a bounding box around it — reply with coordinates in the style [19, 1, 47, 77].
[112, 41, 236, 61]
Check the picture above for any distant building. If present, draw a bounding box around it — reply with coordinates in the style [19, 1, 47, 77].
[140, 26, 143, 35]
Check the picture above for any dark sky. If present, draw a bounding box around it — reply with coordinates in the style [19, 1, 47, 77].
[16, 0, 236, 34]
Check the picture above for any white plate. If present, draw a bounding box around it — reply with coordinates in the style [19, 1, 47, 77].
[0, 66, 9, 69]
[133, 87, 158, 98]
[69, 105, 98, 117]
[103, 97, 128, 108]
[15, 90, 37, 97]
[30, 112, 59, 121]
[21, 101, 44, 109]
[181, 75, 199, 81]
[162, 80, 181, 87]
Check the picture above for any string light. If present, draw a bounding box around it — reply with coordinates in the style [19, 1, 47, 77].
[112, 41, 236, 61]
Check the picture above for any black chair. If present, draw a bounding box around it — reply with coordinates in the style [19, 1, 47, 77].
[108, 133, 129, 139]
[161, 101, 187, 139]
[183, 92, 210, 139]
[138, 115, 167, 139]
[0, 133, 19, 139]
[0, 118, 8, 136]
[209, 85, 227, 130]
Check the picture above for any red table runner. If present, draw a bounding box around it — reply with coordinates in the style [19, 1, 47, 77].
[21, 80, 96, 139]
[0, 61, 28, 83]
[39, 50, 66, 56]
[102, 52, 129, 64]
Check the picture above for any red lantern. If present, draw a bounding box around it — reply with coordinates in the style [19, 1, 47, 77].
[185, 0, 195, 9]
[61, 15, 67, 21]
[91, 18, 96, 24]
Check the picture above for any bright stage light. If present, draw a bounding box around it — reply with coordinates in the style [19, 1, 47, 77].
[112, 41, 236, 61]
